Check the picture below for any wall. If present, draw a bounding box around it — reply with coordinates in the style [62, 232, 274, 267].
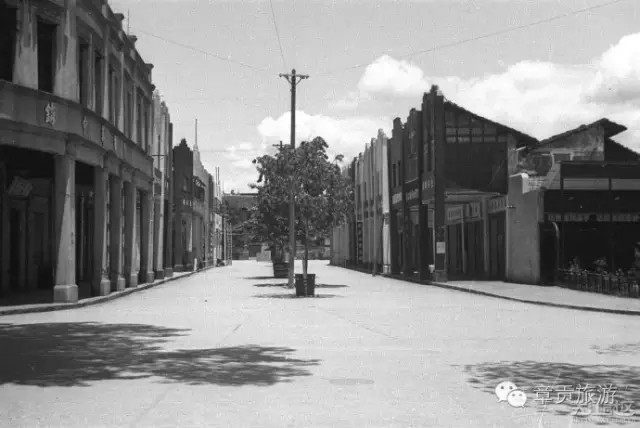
[506, 173, 543, 284]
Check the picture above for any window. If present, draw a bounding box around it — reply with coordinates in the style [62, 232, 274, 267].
[392, 164, 396, 188]
[136, 90, 143, 145]
[37, 20, 57, 93]
[94, 51, 103, 115]
[124, 74, 132, 137]
[553, 152, 572, 163]
[78, 42, 90, 107]
[0, 4, 17, 82]
[108, 66, 115, 122]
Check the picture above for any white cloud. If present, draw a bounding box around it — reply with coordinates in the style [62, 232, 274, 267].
[357, 54, 431, 97]
[331, 32, 640, 149]
[257, 111, 390, 159]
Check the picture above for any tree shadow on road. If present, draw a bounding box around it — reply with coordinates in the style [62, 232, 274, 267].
[253, 293, 342, 299]
[253, 283, 348, 289]
[245, 276, 276, 280]
[254, 282, 288, 288]
[592, 343, 640, 356]
[459, 360, 640, 421]
[0, 322, 320, 388]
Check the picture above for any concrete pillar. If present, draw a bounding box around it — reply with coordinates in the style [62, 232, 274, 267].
[165, 146, 174, 277]
[131, 74, 138, 144]
[109, 174, 125, 291]
[92, 165, 111, 296]
[53, 147, 78, 303]
[13, 0, 38, 88]
[118, 52, 125, 132]
[123, 179, 138, 287]
[86, 34, 95, 110]
[101, 27, 111, 120]
[54, 0, 79, 101]
[153, 197, 164, 279]
[0, 164, 9, 296]
[140, 189, 155, 283]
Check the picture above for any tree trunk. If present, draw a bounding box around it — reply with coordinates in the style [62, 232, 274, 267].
[303, 219, 309, 294]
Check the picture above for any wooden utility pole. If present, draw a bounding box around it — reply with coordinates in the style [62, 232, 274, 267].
[279, 69, 309, 288]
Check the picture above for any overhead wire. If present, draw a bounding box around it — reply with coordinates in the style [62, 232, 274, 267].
[315, 0, 632, 77]
[268, 0, 288, 70]
[131, 28, 274, 75]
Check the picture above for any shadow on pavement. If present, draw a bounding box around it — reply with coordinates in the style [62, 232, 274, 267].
[254, 283, 288, 288]
[254, 293, 342, 299]
[592, 343, 640, 356]
[460, 360, 640, 420]
[0, 322, 320, 388]
[245, 276, 277, 280]
[253, 283, 348, 289]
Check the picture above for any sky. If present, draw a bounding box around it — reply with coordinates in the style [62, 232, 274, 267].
[109, 0, 640, 192]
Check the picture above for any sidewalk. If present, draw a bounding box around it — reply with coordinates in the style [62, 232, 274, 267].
[0, 266, 217, 316]
[335, 264, 640, 316]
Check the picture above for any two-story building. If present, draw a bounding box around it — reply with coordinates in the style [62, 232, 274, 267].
[172, 138, 193, 272]
[150, 91, 173, 279]
[1, 0, 158, 303]
[192, 142, 208, 268]
[506, 119, 640, 285]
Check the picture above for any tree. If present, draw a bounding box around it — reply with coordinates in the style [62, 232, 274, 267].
[293, 137, 353, 284]
[248, 137, 354, 291]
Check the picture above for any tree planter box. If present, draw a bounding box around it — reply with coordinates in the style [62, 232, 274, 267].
[272, 261, 289, 278]
[295, 273, 316, 297]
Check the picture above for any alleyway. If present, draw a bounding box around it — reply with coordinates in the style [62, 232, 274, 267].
[0, 261, 638, 427]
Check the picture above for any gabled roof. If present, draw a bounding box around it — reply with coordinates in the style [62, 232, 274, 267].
[536, 118, 627, 147]
[444, 100, 538, 147]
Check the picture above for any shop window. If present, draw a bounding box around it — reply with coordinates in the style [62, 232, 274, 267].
[0, 5, 17, 82]
[37, 20, 57, 93]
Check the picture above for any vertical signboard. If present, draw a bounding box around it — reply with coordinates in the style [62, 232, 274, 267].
[356, 221, 364, 264]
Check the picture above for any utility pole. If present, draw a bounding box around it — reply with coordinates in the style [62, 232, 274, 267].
[279, 69, 309, 288]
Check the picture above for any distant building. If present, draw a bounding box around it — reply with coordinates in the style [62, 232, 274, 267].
[172, 139, 194, 271]
[224, 193, 259, 260]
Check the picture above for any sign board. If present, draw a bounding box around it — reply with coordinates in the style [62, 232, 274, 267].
[436, 242, 446, 254]
[392, 192, 402, 206]
[546, 212, 640, 223]
[356, 221, 363, 263]
[422, 172, 435, 201]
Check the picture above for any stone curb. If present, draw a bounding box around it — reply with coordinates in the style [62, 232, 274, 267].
[0, 265, 220, 316]
[328, 263, 640, 317]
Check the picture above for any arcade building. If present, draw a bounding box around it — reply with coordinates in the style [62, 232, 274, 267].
[0, 0, 158, 303]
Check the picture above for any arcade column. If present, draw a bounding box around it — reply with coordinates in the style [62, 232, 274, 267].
[53, 145, 78, 303]
[109, 174, 125, 291]
[140, 188, 155, 284]
[92, 165, 111, 296]
[123, 177, 138, 287]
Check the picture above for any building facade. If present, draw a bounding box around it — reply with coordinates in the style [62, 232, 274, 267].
[172, 138, 193, 272]
[1, 0, 158, 303]
[150, 91, 173, 279]
[192, 142, 208, 268]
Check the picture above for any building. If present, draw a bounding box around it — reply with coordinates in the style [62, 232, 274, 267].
[208, 168, 223, 264]
[506, 119, 640, 284]
[336, 129, 391, 272]
[172, 138, 194, 271]
[1, 0, 159, 303]
[192, 142, 208, 268]
[224, 192, 259, 259]
[150, 91, 173, 279]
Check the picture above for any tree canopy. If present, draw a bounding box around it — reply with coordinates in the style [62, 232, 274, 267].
[248, 137, 354, 264]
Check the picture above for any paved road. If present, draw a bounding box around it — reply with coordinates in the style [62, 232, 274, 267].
[1, 261, 639, 428]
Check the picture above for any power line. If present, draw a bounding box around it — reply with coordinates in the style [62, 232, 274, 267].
[316, 0, 631, 77]
[131, 28, 274, 75]
[268, 0, 288, 69]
